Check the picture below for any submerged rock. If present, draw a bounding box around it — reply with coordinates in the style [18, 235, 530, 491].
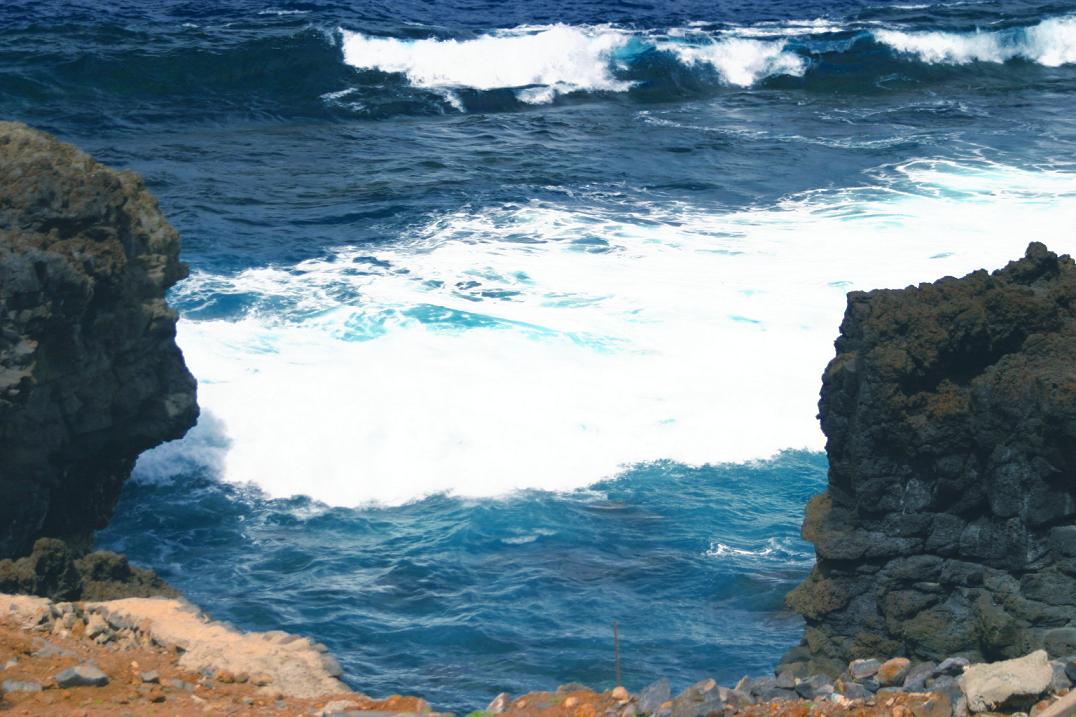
[783, 244, 1076, 673]
[0, 122, 197, 559]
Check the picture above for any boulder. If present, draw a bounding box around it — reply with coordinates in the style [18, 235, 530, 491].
[960, 650, 1052, 712]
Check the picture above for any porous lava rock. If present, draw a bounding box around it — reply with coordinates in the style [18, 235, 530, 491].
[0, 122, 198, 558]
[783, 243, 1076, 675]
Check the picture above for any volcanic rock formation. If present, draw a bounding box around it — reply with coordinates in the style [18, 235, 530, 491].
[0, 122, 198, 559]
[782, 243, 1076, 675]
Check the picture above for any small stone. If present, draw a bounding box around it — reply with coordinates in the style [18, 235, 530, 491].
[216, 670, 235, 684]
[775, 671, 796, 689]
[903, 663, 937, 692]
[933, 657, 970, 678]
[234, 671, 250, 684]
[718, 687, 753, 709]
[140, 670, 159, 684]
[2, 658, 17, 670]
[169, 678, 193, 691]
[638, 679, 672, 716]
[671, 678, 723, 717]
[878, 658, 912, 687]
[838, 681, 873, 701]
[1063, 656, 1076, 684]
[960, 650, 1052, 713]
[55, 664, 109, 688]
[1049, 661, 1072, 694]
[251, 672, 274, 686]
[564, 697, 579, 708]
[795, 675, 833, 700]
[850, 659, 883, 680]
[487, 692, 510, 714]
[2, 679, 43, 692]
[612, 686, 630, 701]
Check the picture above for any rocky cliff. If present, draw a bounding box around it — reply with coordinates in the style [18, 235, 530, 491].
[782, 243, 1076, 675]
[0, 122, 198, 559]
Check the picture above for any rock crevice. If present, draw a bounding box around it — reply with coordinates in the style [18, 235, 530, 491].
[783, 243, 1076, 674]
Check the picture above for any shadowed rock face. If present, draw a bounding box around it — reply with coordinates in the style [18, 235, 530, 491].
[0, 122, 198, 558]
[782, 243, 1076, 675]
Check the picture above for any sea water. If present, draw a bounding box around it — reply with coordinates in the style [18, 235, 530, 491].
[2, 0, 1075, 710]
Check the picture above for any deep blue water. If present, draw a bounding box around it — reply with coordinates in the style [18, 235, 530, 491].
[4, 0, 1076, 711]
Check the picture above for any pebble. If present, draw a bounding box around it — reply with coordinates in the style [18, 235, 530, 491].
[140, 670, 160, 684]
[55, 664, 109, 688]
[251, 671, 274, 686]
[611, 685, 630, 701]
[2, 679, 43, 692]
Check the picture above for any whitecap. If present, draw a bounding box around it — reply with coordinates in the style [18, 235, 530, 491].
[339, 24, 633, 97]
[657, 37, 806, 86]
[875, 14, 1076, 66]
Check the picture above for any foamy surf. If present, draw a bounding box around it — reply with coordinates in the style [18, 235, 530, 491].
[338, 23, 809, 99]
[340, 25, 633, 96]
[137, 159, 1076, 506]
[875, 14, 1076, 65]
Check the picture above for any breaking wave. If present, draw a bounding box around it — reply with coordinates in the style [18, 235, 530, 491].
[138, 159, 1076, 506]
[339, 24, 808, 100]
[874, 14, 1076, 66]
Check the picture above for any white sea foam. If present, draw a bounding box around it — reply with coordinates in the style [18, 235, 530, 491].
[876, 15, 1076, 65]
[137, 159, 1076, 506]
[660, 38, 806, 86]
[338, 23, 811, 101]
[340, 24, 632, 96]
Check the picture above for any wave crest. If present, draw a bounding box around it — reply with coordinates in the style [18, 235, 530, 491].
[339, 24, 809, 103]
[875, 15, 1076, 66]
[660, 37, 806, 87]
[341, 25, 632, 98]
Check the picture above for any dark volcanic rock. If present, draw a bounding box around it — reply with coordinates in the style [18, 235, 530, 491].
[783, 243, 1076, 674]
[0, 122, 198, 558]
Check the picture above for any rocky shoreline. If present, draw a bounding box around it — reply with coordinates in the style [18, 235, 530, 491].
[2, 589, 1075, 717]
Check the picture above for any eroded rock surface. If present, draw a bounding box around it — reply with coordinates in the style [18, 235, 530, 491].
[783, 243, 1076, 674]
[0, 122, 198, 558]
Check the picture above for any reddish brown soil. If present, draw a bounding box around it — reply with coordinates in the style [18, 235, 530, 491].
[0, 614, 425, 716]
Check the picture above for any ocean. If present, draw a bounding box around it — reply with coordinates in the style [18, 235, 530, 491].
[3, 0, 1075, 710]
